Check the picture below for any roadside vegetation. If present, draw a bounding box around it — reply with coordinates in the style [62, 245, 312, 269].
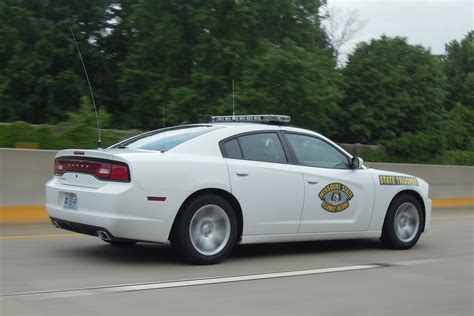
[0, 1, 472, 165]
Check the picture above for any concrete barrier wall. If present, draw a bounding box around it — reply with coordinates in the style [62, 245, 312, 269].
[1, 149, 57, 205]
[1, 149, 473, 207]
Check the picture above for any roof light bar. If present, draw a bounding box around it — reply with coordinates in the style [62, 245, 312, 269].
[211, 114, 291, 124]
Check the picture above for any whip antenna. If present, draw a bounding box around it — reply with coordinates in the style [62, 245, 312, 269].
[232, 80, 235, 119]
[69, 26, 102, 149]
[162, 103, 165, 128]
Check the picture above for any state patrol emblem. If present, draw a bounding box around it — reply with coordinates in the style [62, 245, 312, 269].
[318, 183, 354, 213]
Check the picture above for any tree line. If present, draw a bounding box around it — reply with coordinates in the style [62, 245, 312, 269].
[0, 0, 472, 162]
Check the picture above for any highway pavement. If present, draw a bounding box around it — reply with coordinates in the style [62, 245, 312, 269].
[1, 209, 473, 315]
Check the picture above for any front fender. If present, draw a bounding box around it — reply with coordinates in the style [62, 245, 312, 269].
[367, 169, 431, 232]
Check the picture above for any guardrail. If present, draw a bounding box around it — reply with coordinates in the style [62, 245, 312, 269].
[1, 149, 473, 222]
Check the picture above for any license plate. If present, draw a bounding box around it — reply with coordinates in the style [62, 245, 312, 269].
[63, 193, 78, 210]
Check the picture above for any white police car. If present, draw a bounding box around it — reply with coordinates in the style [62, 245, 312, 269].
[46, 115, 431, 264]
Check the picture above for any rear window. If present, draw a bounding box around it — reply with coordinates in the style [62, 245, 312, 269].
[111, 125, 222, 152]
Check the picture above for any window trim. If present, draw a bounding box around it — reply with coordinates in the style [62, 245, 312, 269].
[219, 131, 292, 164]
[281, 131, 352, 169]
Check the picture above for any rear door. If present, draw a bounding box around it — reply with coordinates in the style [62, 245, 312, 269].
[221, 132, 304, 235]
[282, 132, 375, 233]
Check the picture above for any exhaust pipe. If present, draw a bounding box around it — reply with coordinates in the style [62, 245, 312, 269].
[51, 220, 61, 228]
[97, 230, 112, 241]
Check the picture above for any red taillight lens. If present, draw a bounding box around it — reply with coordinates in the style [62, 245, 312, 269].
[54, 158, 130, 182]
[110, 164, 129, 181]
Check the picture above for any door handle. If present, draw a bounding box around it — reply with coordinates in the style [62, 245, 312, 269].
[307, 177, 319, 184]
[235, 170, 249, 177]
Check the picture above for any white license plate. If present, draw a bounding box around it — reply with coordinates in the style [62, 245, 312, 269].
[63, 193, 78, 210]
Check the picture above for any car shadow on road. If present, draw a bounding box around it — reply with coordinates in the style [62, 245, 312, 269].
[231, 238, 383, 260]
[56, 240, 180, 265]
[55, 237, 385, 265]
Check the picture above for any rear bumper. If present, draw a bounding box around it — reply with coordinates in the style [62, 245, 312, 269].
[47, 205, 169, 242]
[45, 177, 183, 243]
[50, 217, 137, 242]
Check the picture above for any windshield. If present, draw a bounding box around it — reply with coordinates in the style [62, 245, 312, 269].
[111, 125, 223, 152]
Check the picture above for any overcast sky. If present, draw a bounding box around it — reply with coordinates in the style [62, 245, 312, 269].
[326, 0, 473, 57]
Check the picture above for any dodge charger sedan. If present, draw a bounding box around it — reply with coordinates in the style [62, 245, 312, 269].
[46, 114, 431, 264]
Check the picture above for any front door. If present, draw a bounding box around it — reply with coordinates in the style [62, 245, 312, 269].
[282, 132, 375, 233]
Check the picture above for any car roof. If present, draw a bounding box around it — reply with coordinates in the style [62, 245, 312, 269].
[125, 122, 353, 159]
[168, 122, 324, 138]
[208, 122, 320, 135]
[166, 122, 353, 159]
[155, 122, 313, 131]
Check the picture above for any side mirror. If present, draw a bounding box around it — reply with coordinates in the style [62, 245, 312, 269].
[351, 156, 364, 169]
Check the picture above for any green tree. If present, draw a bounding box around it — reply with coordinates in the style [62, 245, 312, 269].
[339, 36, 447, 161]
[0, 0, 111, 123]
[66, 96, 111, 129]
[443, 31, 474, 109]
[113, 0, 335, 129]
[442, 103, 474, 151]
[440, 32, 474, 153]
[238, 39, 341, 134]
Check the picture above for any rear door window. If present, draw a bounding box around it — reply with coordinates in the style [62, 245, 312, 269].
[237, 133, 287, 163]
[222, 138, 243, 159]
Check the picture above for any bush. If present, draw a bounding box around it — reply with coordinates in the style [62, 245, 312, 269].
[339, 144, 386, 163]
[357, 147, 387, 163]
[0, 121, 138, 150]
[382, 132, 446, 164]
[443, 151, 474, 166]
[0, 121, 472, 166]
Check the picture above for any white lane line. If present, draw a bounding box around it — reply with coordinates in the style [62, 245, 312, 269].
[2, 264, 381, 300]
[4, 255, 469, 300]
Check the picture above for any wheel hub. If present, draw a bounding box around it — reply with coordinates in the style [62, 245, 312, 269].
[189, 204, 231, 256]
[394, 202, 420, 243]
[202, 222, 212, 236]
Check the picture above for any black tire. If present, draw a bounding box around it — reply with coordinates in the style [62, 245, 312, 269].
[171, 194, 238, 265]
[102, 240, 137, 246]
[381, 193, 424, 249]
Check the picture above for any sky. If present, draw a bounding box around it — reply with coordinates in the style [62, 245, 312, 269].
[326, 0, 473, 59]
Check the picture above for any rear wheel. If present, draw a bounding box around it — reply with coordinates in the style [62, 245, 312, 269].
[381, 194, 423, 249]
[171, 194, 238, 265]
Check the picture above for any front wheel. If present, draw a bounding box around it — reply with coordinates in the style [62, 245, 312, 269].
[381, 194, 424, 249]
[171, 194, 238, 265]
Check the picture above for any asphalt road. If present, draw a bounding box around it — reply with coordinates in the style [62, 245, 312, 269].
[1, 209, 473, 316]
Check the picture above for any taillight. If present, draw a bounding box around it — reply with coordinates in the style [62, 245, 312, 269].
[54, 158, 130, 182]
[110, 164, 129, 181]
[55, 160, 64, 175]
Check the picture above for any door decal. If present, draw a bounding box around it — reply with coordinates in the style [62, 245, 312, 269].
[379, 175, 418, 186]
[318, 183, 354, 212]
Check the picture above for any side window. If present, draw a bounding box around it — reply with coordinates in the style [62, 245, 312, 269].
[222, 138, 243, 159]
[238, 133, 287, 163]
[285, 133, 350, 169]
